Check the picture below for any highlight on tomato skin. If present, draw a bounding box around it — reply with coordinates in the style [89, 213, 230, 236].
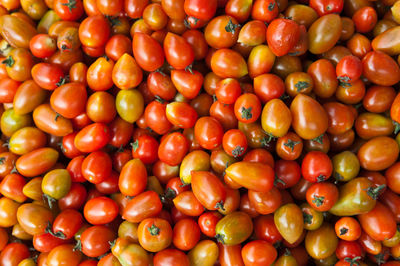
[0, 0, 400, 265]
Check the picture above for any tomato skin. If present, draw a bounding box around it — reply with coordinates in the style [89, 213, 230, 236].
[306, 182, 339, 211]
[74, 123, 110, 153]
[358, 202, 397, 241]
[17, 203, 54, 236]
[171, 69, 203, 100]
[184, 0, 217, 21]
[0, 243, 30, 266]
[191, 171, 227, 211]
[357, 136, 399, 171]
[50, 209, 82, 240]
[362, 51, 400, 87]
[267, 18, 300, 57]
[0, 78, 19, 104]
[81, 225, 116, 258]
[234, 93, 261, 124]
[251, 0, 279, 23]
[309, 0, 344, 16]
[194, 116, 224, 150]
[79, 15, 109, 48]
[0, 174, 26, 203]
[335, 217, 361, 241]
[225, 162, 274, 192]
[16, 147, 59, 177]
[352, 6, 377, 33]
[132, 32, 165, 72]
[166, 102, 198, 129]
[158, 132, 189, 166]
[164, 32, 194, 70]
[153, 248, 190, 266]
[31, 63, 65, 91]
[305, 223, 338, 260]
[248, 187, 282, 215]
[254, 214, 282, 244]
[290, 94, 328, 140]
[54, 0, 84, 21]
[172, 218, 201, 251]
[119, 159, 147, 197]
[84, 196, 118, 225]
[123, 191, 162, 223]
[242, 240, 278, 266]
[112, 53, 143, 90]
[33, 233, 69, 253]
[50, 82, 87, 119]
[211, 49, 248, 78]
[301, 151, 333, 183]
[261, 98, 292, 138]
[308, 14, 342, 54]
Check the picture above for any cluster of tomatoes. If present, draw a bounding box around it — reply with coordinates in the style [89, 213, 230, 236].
[0, 0, 400, 265]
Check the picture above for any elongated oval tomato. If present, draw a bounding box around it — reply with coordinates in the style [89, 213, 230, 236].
[132, 32, 164, 72]
[16, 147, 59, 177]
[50, 82, 87, 119]
[74, 123, 110, 153]
[31, 63, 65, 91]
[33, 103, 73, 137]
[211, 49, 248, 78]
[123, 191, 162, 223]
[225, 162, 274, 192]
[119, 159, 147, 197]
[164, 32, 194, 70]
[191, 171, 227, 211]
[171, 70, 203, 99]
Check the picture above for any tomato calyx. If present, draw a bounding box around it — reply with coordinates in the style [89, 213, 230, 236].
[311, 134, 324, 145]
[344, 256, 361, 266]
[366, 184, 386, 200]
[55, 113, 62, 121]
[283, 139, 301, 152]
[105, 16, 121, 27]
[317, 174, 326, 182]
[225, 19, 240, 34]
[73, 239, 82, 251]
[284, 248, 291, 256]
[60, 44, 71, 52]
[154, 68, 167, 77]
[215, 233, 226, 244]
[274, 175, 286, 186]
[46, 222, 67, 239]
[215, 200, 226, 211]
[393, 121, 400, 134]
[42, 193, 56, 209]
[147, 224, 161, 236]
[61, 0, 78, 12]
[155, 95, 166, 104]
[338, 76, 352, 88]
[303, 211, 313, 225]
[340, 227, 349, 236]
[10, 165, 18, 174]
[241, 107, 253, 120]
[295, 81, 309, 92]
[374, 253, 386, 265]
[108, 239, 116, 248]
[268, 2, 276, 11]
[231, 146, 245, 158]
[312, 195, 325, 207]
[0, 157, 4, 165]
[131, 140, 139, 152]
[334, 172, 344, 183]
[1, 56, 14, 67]
[56, 75, 69, 87]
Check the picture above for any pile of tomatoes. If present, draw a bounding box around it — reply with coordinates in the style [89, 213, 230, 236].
[1, 0, 400, 265]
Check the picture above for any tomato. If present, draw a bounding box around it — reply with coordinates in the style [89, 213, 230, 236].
[335, 217, 361, 241]
[123, 191, 162, 223]
[234, 93, 261, 124]
[17, 203, 53, 235]
[33, 233, 68, 253]
[274, 203, 303, 244]
[352, 6, 377, 33]
[306, 182, 338, 211]
[309, 0, 344, 16]
[204, 16, 239, 49]
[290, 94, 328, 140]
[31, 63, 65, 91]
[211, 49, 248, 78]
[364, 86, 395, 113]
[74, 123, 110, 153]
[158, 132, 189, 166]
[225, 161, 274, 192]
[329, 177, 376, 216]
[222, 129, 247, 158]
[54, 0, 83, 21]
[261, 98, 292, 138]
[112, 53, 142, 90]
[16, 147, 59, 177]
[357, 136, 399, 171]
[118, 158, 147, 197]
[308, 14, 342, 54]
[0, 15, 37, 49]
[50, 82, 87, 119]
[301, 151, 332, 183]
[358, 202, 396, 241]
[332, 151, 360, 182]
[132, 32, 165, 72]
[276, 132, 303, 161]
[173, 191, 204, 216]
[154, 248, 190, 266]
[0, 243, 30, 266]
[215, 211, 253, 245]
[242, 240, 277, 266]
[80, 225, 115, 257]
[184, 0, 217, 21]
[78, 15, 109, 48]
[248, 187, 282, 215]
[172, 218, 200, 251]
[83, 196, 118, 225]
[267, 18, 300, 57]
[336, 55, 362, 83]
[362, 51, 400, 86]
[305, 223, 338, 260]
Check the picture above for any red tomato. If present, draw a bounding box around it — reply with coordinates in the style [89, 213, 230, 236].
[266, 18, 300, 57]
[301, 151, 333, 183]
[158, 132, 189, 166]
[84, 196, 119, 225]
[81, 151, 112, 184]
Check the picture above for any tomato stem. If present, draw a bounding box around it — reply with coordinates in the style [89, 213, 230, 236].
[1, 56, 14, 67]
[224, 18, 240, 34]
[61, 0, 77, 12]
[147, 224, 160, 236]
[312, 195, 325, 207]
[302, 212, 313, 224]
[283, 139, 301, 152]
[339, 227, 348, 236]
[215, 233, 225, 244]
[366, 184, 386, 200]
[215, 200, 226, 211]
